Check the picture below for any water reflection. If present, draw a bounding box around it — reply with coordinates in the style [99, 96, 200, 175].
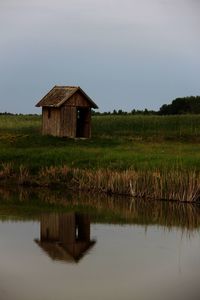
[0, 187, 200, 300]
[1, 185, 200, 231]
[35, 213, 96, 263]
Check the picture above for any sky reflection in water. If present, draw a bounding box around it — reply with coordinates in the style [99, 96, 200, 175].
[0, 190, 200, 300]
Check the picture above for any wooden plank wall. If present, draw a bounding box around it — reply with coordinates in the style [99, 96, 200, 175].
[60, 106, 76, 138]
[65, 91, 90, 107]
[41, 213, 60, 241]
[42, 91, 93, 138]
[59, 213, 76, 245]
[42, 107, 61, 136]
[62, 91, 92, 138]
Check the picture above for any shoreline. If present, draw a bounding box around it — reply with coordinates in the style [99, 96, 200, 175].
[1, 164, 200, 202]
[0, 184, 200, 230]
[1, 114, 200, 202]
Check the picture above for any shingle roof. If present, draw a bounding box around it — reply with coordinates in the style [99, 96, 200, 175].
[35, 86, 98, 108]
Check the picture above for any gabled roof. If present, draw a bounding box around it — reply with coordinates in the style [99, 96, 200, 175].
[35, 239, 96, 263]
[35, 86, 98, 109]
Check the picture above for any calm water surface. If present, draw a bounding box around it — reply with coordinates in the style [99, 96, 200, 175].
[0, 188, 200, 300]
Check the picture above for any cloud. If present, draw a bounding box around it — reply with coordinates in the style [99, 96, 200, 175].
[0, 0, 199, 113]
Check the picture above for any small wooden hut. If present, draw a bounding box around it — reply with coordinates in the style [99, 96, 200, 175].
[35, 86, 98, 138]
[35, 213, 96, 262]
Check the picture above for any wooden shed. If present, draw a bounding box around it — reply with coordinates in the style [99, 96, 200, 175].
[35, 213, 96, 262]
[35, 86, 98, 138]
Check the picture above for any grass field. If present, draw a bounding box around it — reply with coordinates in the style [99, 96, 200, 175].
[0, 114, 200, 201]
[0, 114, 200, 171]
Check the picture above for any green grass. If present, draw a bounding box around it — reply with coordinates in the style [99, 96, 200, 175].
[93, 115, 200, 141]
[0, 114, 200, 172]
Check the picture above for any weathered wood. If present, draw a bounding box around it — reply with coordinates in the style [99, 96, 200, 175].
[37, 86, 97, 138]
[41, 213, 60, 241]
[35, 213, 95, 262]
[36, 86, 98, 109]
[60, 106, 76, 138]
[42, 107, 60, 136]
[65, 91, 90, 107]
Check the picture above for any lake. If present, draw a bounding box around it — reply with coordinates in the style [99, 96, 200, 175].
[0, 186, 200, 300]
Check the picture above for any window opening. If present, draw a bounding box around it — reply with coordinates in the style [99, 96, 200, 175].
[48, 108, 51, 119]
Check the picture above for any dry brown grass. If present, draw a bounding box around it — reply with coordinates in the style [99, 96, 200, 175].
[0, 162, 13, 179]
[0, 163, 200, 202]
[18, 165, 30, 185]
[36, 166, 200, 202]
[71, 168, 200, 202]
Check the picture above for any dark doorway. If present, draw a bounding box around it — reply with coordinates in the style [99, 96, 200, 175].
[76, 108, 90, 138]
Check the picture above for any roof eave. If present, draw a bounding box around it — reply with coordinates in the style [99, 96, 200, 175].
[77, 87, 98, 109]
[35, 85, 99, 109]
[35, 85, 57, 107]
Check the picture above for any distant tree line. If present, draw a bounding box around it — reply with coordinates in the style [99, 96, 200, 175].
[92, 108, 156, 116]
[92, 96, 200, 116]
[158, 96, 200, 115]
[0, 112, 15, 115]
[1, 96, 200, 116]
[0, 112, 39, 116]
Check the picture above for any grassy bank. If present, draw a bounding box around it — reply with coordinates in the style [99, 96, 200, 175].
[0, 164, 199, 201]
[0, 114, 200, 201]
[1, 114, 200, 171]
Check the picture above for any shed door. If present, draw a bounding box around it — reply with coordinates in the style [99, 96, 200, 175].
[61, 106, 76, 138]
[76, 108, 91, 138]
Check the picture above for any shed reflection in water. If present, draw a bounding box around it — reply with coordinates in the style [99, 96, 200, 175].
[1, 185, 200, 230]
[1, 187, 200, 300]
[35, 213, 96, 263]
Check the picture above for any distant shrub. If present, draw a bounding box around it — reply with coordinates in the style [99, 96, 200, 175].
[159, 96, 200, 115]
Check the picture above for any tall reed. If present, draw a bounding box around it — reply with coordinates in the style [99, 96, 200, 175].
[0, 162, 13, 179]
[0, 162, 200, 202]
[1, 186, 200, 230]
[38, 166, 200, 202]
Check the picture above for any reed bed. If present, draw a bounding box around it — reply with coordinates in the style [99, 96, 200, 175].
[1, 186, 200, 230]
[0, 163, 200, 202]
[72, 168, 200, 202]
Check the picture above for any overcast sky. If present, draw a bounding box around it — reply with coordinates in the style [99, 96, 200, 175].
[0, 0, 200, 113]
